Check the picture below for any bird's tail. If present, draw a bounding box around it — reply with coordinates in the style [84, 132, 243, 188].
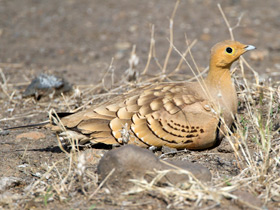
[2, 120, 50, 130]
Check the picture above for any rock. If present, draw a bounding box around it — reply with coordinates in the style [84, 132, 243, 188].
[23, 73, 72, 100]
[161, 145, 177, 154]
[232, 190, 263, 209]
[16, 131, 46, 140]
[97, 145, 211, 189]
[0, 129, 9, 136]
[217, 137, 235, 153]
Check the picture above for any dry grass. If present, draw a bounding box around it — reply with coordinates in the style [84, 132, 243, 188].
[0, 1, 279, 209]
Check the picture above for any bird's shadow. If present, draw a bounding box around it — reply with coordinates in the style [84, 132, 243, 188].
[25, 145, 65, 153]
[22, 143, 113, 154]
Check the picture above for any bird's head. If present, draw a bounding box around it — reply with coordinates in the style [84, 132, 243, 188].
[210, 40, 256, 68]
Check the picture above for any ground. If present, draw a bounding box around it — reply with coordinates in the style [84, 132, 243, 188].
[0, 0, 280, 209]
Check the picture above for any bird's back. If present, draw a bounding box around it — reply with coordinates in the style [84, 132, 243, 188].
[56, 82, 221, 149]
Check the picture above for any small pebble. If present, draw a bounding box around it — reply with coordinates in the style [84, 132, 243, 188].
[0, 129, 9, 136]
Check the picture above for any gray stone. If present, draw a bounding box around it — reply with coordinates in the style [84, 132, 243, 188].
[23, 73, 72, 99]
[97, 145, 211, 189]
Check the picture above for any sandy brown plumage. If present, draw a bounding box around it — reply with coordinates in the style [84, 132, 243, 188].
[53, 40, 255, 149]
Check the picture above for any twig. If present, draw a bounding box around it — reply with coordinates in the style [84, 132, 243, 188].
[0, 62, 23, 68]
[218, 3, 244, 40]
[0, 113, 45, 122]
[142, 25, 155, 75]
[102, 58, 115, 92]
[26, 158, 65, 194]
[88, 168, 115, 200]
[162, 0, 180, 74]
[174, 39, 197, 72]
[61, 92, 72, 112]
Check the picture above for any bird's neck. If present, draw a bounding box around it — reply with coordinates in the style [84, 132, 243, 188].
[205, 64, 233, 90]
[204, 63, 238, 119]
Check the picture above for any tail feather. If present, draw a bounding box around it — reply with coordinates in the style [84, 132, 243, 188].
[3, 121, 49, 130]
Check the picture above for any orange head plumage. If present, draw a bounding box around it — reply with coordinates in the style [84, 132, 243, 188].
[209, 40, 256, 69]
[206, 40, 256, 85]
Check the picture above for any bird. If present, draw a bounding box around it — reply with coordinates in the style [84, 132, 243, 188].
[51, 40, 256, 150]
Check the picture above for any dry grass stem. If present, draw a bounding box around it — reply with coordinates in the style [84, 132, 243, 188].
[142, 24, 155, 75]
[162, 0, 180, 74]
[88, 168, 115, 200]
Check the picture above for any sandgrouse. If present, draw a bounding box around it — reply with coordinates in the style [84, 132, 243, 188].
[53, 40, 255, 149]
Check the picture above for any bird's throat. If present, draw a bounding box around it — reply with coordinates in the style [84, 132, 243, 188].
[205, 66, 233, 91]
[204, 65, 238, 117]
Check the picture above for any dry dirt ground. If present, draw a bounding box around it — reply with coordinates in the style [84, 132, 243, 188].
[1, 0, 280, 209]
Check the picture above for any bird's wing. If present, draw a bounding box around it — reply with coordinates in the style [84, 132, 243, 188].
[56, 83, 220, 149]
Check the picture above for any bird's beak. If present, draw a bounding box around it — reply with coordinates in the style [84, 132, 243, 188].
[245, 45, 256, 51]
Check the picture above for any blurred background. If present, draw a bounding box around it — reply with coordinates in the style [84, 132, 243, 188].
[0, 0, 279, 85]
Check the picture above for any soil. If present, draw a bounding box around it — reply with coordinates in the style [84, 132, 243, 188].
[0, 0, 280, 209]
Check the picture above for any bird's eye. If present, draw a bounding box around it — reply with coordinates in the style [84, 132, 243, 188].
[225, 47, 233, 54]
